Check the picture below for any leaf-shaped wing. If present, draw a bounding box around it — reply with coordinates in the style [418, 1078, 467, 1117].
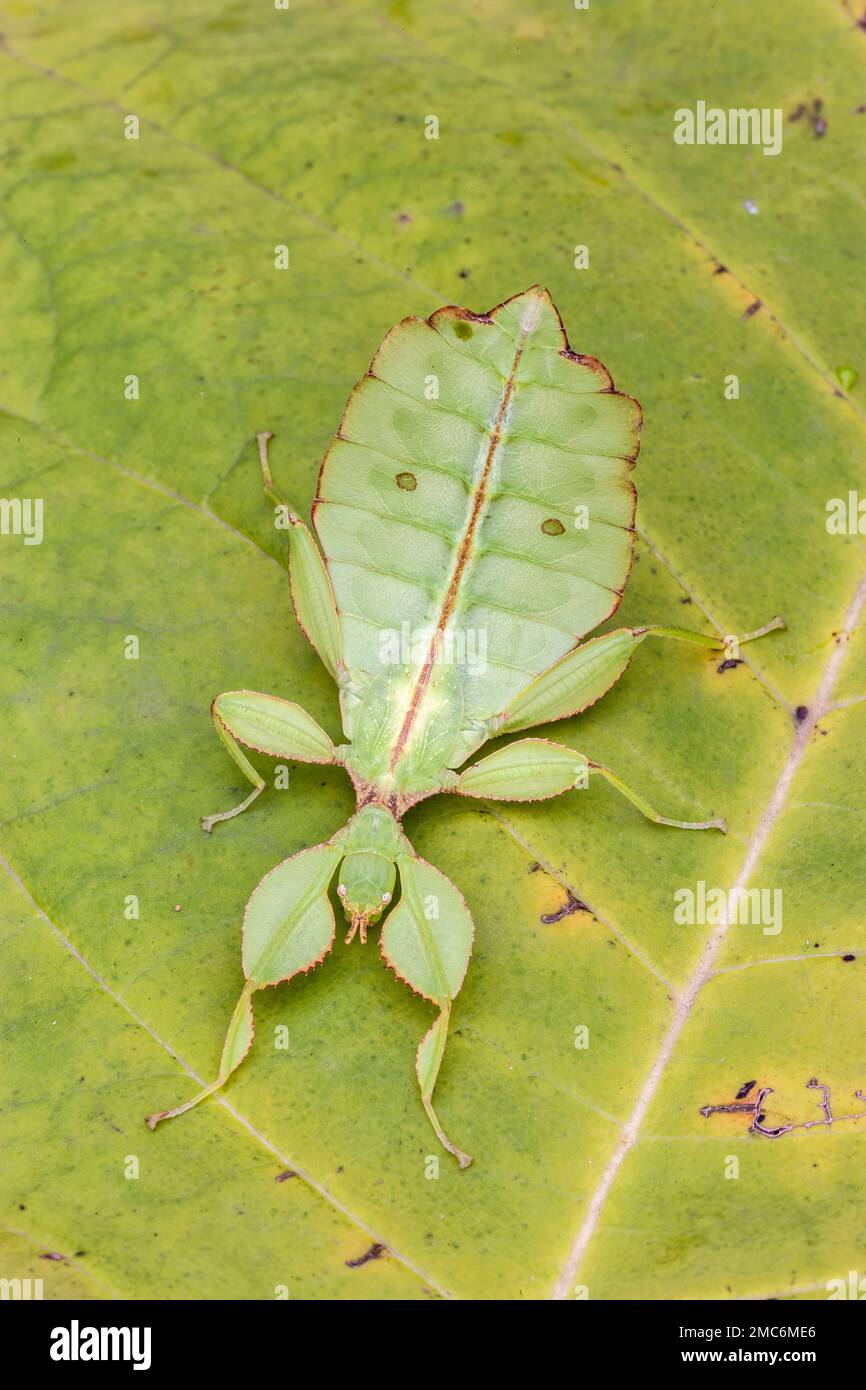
[313, 286, 640, 741]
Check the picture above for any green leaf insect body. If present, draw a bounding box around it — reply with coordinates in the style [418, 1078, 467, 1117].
[146, 286, 783, 1166]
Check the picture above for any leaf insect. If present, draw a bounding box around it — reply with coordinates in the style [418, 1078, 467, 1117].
[146, 287, 783, 1166]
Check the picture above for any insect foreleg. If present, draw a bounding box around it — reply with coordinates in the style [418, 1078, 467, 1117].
[146, 839, 344, 1130]
[146, 982, 255, 1128]
[417, 1000, 472, 1169]
[380, 850, 475, 1168]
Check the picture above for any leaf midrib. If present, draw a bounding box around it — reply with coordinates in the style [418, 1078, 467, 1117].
[2, 19, 863, 1299]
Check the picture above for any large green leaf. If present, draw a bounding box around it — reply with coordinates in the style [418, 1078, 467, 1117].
[1, 0, 864, 1301]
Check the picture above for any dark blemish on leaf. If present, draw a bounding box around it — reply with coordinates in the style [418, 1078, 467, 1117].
[541, 891, 588, 923]
[528, 861, 541, 873]
[736, 1080, 756, 1099]
[458, 268, 470, 279]
[275, 1169, 298, 1182]
[713, 263, 727, 275]
[856, 105, 866, 114]
[40, 1252, 64, 1262]
[703, 1076, 866, 1138]
[541, 517, 566, 536]
[345, 1242, 387, 1268]
[680, 596, 692, 604]
[795, 705, 809, 722]
[395, 471, 417, 490]
[74, 1251, 86, 1258]
[397, 211, 412, 224]
[454, 320, 473, 340]
[717, 657, 743, 673]
[742, 300, 762, 321]
[788, 103, 807, 122]
[700, 1099, 756, 1118]
[446, 200, 465, 214]
[843, 954, 856, 962]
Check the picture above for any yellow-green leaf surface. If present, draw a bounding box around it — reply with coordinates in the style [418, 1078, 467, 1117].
[1, 0, 864, 1300]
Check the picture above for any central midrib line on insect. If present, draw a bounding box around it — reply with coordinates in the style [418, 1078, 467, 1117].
[387, 299, 540, 772]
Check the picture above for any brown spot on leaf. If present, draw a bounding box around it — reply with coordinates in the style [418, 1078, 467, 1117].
[541, 517, 566, 536]
[736, 1080, 756, 1099]
[717, 657, 743, 673]
[454, 319, 473, 340]
[541, 891, 588, 923]
[345, 1242, 387, 1268]
[795, 704, 809, 722]
[395, 471, 417, 491]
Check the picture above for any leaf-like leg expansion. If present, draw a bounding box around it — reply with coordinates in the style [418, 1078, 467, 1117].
[494, 616, 786, 735]
[589, 761, 727, 833]
[454, 737, 725, 830]
[146, 840, 344, 1128]
[417, 1002, 472, 1169]
[145, 982, 255, 1128]
[202, 691, 337, 833]
[257, 430, 342, 680]
[380, 851, 474, 1166]
[201, 704, 266, 833]
[455, 738, 588, 802]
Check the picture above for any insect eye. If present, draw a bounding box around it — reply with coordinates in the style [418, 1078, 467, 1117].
[541, 517, 566, 536]
[337, 884, 347, 897]
[381, 891, 392, 903]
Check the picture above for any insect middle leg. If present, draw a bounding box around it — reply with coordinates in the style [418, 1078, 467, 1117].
[455, 737, 726, 831]
[201, 690, 337, 833]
